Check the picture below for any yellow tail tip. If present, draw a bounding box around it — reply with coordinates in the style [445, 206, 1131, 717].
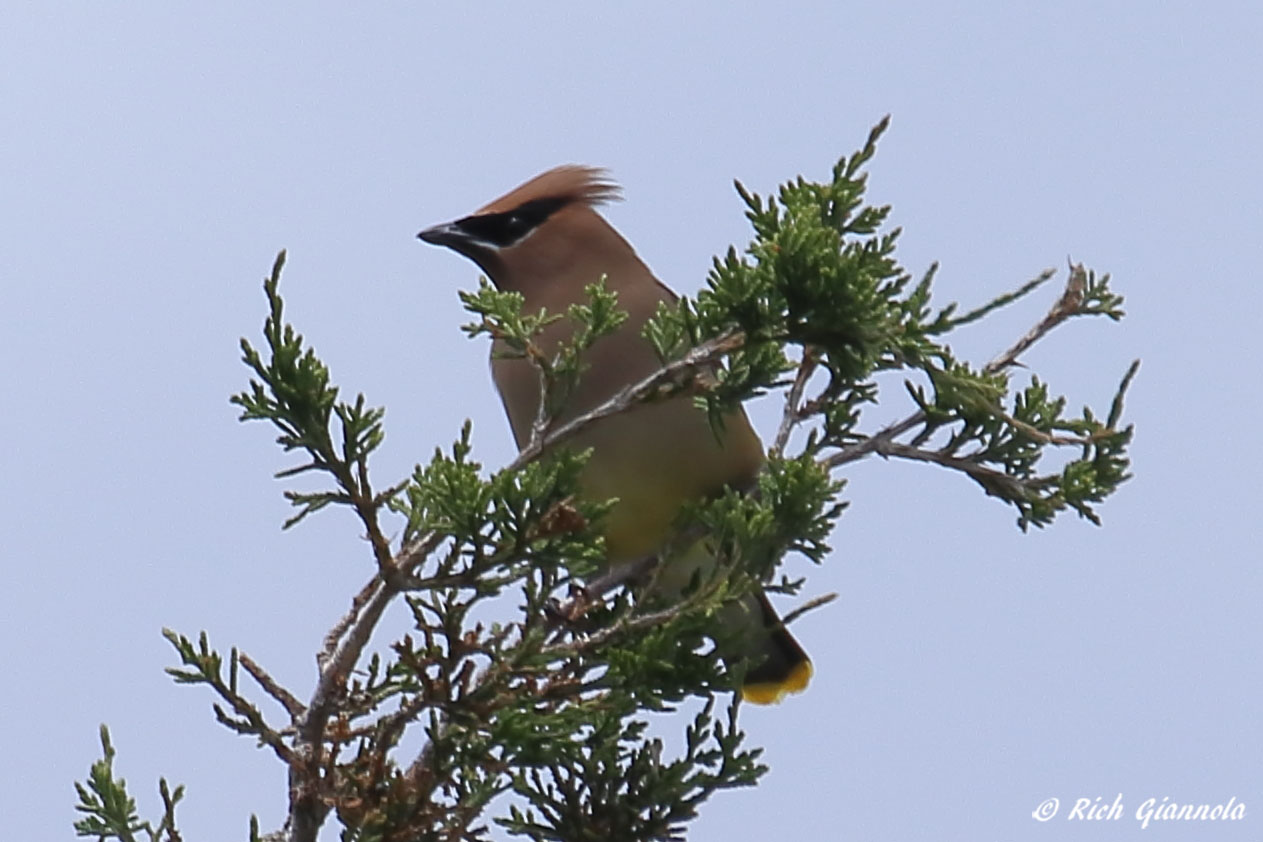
[740, 659, 813, 705]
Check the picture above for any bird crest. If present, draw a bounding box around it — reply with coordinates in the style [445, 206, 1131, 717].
[478, 165, 622, 215]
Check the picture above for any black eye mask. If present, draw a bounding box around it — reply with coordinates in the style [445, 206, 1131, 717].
[455, 197, 569, 248]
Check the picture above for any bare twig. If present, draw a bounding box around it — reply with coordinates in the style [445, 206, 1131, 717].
[771, 347, 819, 458]
[509, 330, 746, 470]
[872, 438, 1054, 497]
[983, 261, 1087, 376]
[527, 342, 555, 452]
[780, 592, 838, 628]
[239, 651, 306, 720]
[287, 534, 449, 841]
[304, 557, 420, 739]
[318, 575, 384, 669]
[354, 475, 396, 578]
[819, 411, 926, 471]
[209, 688, 298, 769]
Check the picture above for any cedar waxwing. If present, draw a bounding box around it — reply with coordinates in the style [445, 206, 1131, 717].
[418, 166, 811, 704]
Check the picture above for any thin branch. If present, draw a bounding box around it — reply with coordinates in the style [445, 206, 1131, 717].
[780, 592, 838, 628]
[872, 438, 1054, 497]
[983, 261, 1087, 376]
[166, 632, 299, 770]
[213, 691, 297, 769]
[318, 575, 384, 669]
[288, 531, 446, 842]
[508, 330, 746, 470]
[995, 407, 1111, 447]
[771, 347, 818, 458]
[239, 651, 306, 720]
[539, 602, 689, 661]
[940, 268, 1055, 331]
[376, 686, 451, 753]
[823, 263, 1096, 472]
[305, 543, 435, 734]
[819, 410, 925, 471]
[527, 342, 556, 452]
[353, 470, 396, 578]
[548, 555, 659, 624]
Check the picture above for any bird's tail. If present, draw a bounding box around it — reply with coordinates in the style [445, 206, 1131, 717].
[724, 590, 813, 705]
[652, 537, 813, 704]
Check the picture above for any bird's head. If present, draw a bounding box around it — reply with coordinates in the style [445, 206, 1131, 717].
[418, 165, 626, 294]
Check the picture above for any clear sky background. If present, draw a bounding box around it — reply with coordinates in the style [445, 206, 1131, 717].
[2, 3, 1259, 840]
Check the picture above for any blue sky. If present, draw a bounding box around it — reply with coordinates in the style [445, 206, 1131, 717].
[1, 3, 1259, 840]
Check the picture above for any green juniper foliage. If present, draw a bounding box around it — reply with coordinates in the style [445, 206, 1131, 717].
[73, 726, 183, 842]
[75, 119, 1135, 842]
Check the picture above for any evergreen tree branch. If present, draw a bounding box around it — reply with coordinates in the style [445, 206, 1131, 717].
[162, 631, 298, 768]
[509, 330, 747, 470]
[74, 726, 184, 842]
[872, 438, 1054, 493]
[88, 120, 1136, 842]
[984, 259, 1086, 375]
[822, 260, 1124, 473]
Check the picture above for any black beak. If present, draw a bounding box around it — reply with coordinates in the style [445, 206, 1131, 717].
[416, 221, 465, 247]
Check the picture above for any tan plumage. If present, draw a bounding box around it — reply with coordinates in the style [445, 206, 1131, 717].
[478, 165, 622, 214]
[418, 166, 811, 703]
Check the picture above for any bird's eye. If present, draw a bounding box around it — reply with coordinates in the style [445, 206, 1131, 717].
[454, 198, 568, 249]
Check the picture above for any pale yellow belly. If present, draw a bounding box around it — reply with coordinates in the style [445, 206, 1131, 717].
[571, 399, 760, 563]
